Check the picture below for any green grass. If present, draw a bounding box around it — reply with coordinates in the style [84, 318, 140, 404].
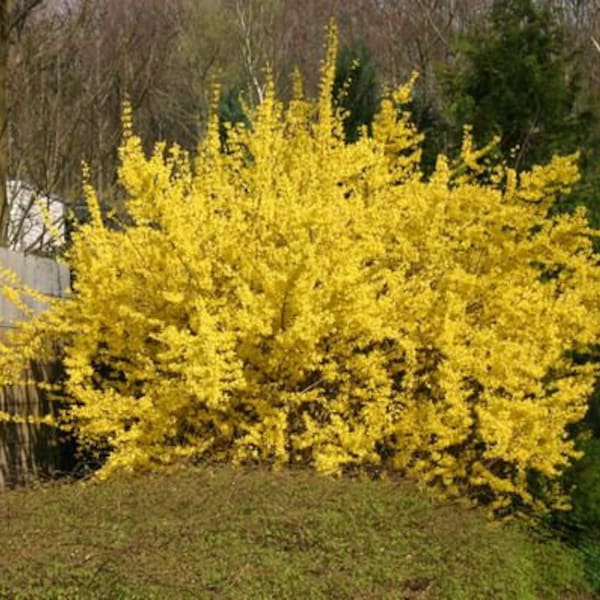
[0, 466, 594, 599]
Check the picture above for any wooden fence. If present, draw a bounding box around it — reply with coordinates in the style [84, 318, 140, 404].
[0, 248, 69, 490]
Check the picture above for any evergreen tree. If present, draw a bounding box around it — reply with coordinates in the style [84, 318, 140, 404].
[332, 41, 378, 143]
[441, 0, 594, 171]
[217, 87, 251, 149]
[408, 86, 452, 175]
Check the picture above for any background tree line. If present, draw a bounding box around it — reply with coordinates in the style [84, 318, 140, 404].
[4, 0, 600, 213]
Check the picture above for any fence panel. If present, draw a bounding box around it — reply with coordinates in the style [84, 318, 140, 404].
[0, 248, 69, 490]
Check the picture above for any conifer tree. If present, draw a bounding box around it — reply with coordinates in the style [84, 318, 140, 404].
[442, 0, 592, 171]
[332, 40, 378, 143]
[217, 87, 251, 149]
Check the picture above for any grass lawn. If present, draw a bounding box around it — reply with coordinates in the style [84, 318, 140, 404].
[0, 466, 595, 599]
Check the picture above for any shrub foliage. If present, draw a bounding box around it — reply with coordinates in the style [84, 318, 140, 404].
[2, 28, 600, 514]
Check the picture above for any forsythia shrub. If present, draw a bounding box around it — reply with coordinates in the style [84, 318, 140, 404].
[2, 28, 600, 514]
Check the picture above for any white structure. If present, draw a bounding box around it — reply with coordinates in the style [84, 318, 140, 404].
[6, 180, 66, 255]
[0, 247, 70, 490]
[0, 247, 70, 326]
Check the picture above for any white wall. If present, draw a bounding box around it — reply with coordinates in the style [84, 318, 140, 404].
[6, 180, 66, 254]
[0, 247, 69, 327]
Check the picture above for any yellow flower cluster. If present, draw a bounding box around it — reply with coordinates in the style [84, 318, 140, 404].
[2, 27, 600, 514]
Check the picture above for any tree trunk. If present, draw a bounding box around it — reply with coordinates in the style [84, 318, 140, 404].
[0, 0, 10, 246]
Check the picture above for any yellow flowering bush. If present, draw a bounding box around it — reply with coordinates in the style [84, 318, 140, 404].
[2, 28, 600, 514]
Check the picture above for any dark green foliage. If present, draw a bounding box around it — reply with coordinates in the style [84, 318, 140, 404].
[549, 436, 600, 593]
[408, 85, 454, 175]
[217, 87, 251, 149]
[547, 367, 600, 594]
[556, 143, 600, 248]
[440, 0, 593, 171]
[332, 41, 379, 143]
[569, 439, 600, 535]
[578, 536, 600, 593]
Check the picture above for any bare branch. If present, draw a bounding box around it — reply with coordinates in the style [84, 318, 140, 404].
[8, 0, 44, 35]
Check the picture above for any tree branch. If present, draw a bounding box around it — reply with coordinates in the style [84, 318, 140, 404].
[9, 0, 44, 36]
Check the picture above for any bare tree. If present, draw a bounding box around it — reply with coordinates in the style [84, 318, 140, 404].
[0, 0, 44, 245]
[8, 0, 206, 226]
